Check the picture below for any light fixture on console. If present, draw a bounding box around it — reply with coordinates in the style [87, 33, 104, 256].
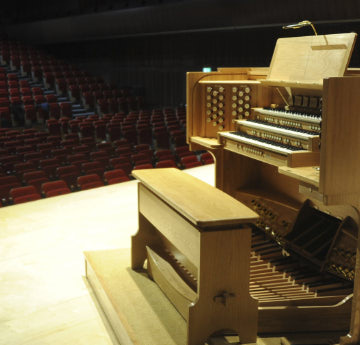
[282, 20, 318, 35]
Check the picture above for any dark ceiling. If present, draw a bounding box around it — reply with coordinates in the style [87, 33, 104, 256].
[0, 0, 184, 25]
[4, 0, 360, 45]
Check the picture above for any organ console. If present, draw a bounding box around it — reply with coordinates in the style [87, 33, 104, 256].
[84, 31, 360, 345]
[125, 32, 360, 345]
[185, 32, 360, 344]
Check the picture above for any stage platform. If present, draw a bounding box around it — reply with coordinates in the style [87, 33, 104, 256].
[0, 165, 215, 345]
[0, 164, 346, 345]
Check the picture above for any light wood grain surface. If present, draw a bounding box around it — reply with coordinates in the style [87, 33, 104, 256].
[267, 33, 356, 85]
[133, 168, 258, 228]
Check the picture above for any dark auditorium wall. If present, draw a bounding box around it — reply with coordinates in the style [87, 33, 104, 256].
[43, 27, 278, 107]
[3, 0, 360, 107]
[44, 22, 360, 107]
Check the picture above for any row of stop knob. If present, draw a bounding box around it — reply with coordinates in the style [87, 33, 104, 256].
[231, 86, 252, 118]
[205, 85, 253, 129]
[206, 86, 226, 130]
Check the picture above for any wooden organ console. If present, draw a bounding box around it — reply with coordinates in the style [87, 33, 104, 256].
[185, 33, 360, 344]
[126, 32, 360, 345]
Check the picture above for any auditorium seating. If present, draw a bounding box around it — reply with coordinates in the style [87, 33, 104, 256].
[0, 41, 208, 207]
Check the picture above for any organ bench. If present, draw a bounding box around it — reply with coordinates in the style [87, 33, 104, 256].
[131, 168, 259, 344]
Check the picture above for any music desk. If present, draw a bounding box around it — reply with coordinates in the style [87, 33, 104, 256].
[131, 168, 259, 345]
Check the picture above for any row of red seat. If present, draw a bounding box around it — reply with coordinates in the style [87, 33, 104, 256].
[0, 138, 209, 179]
[0, 144, 212, 208]
[2, 168, 131, 205]
[0, 148, 213, 206]
[0, 122, 209, 172]
[44, 108, 187, 148]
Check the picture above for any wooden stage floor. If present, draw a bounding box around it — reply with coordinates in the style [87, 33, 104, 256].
[0, 165, 215, 345]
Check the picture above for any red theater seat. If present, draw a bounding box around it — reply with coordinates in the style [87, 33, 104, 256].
[109, 157, 131, 168]
[77, 174, 104, 190]
[67, 153, 88, 169]
[180, 155, 200, 167]
[56, 165, 80, 189]
[131, 153, 152, 166]
[42, 180, 70, 197]
[133, 163, 153, 171]
[0, 175, 21, 202]
[32, 87, 43, 96]
[23, 152, 43, 166]
[183, 161, 202, 169]
[103, 169, 130, 185]
[10, 185, 40, 202]
[112, 162, 132, 175]
[81, 161, 104, 177]
[49, 103, 60, 119]
[200, 152, 214, 165]
[45, 94, 57, 103]
[94, 122, 107, 140]
[59, 102, 72, 117]
[156, 160, 177, 168]
[90, 150, 109, 167]
[46, 119, 61, 136]
[27, 177, 50, 194]
[39, 158, 60, 178]
[107, 124, 121, 141]
[24, 105, 37, 124]
[13, 162, 36, 178]
[13, 193, 41, 204]
[46, 188, 71, 198]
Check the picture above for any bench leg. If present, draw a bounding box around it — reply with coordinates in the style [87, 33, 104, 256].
[187, 228, 258, 345]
